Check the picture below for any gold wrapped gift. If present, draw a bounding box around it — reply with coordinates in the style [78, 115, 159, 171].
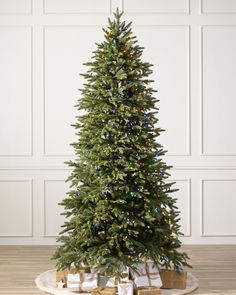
[56, 269, 74, 286]
[92, 287, 117, 295]
[56, 269, 68, 284]
[79, 266, 91, 274]
[135, 287, 161, 295]
[159, 270, 187, 289]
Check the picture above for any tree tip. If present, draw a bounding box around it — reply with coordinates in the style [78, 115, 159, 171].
[113, 7, 124, 19]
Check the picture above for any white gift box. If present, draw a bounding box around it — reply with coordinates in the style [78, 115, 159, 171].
[132, 262, 162, 288]
[98, 267, 129, 287]
[118, 280, 134, 295]
[67, 273, 80, 288]
[99, 276, 117, 287]
[67, 273, 98, 290]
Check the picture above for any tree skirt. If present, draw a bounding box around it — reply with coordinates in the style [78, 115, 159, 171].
[35, 269, 199, 295]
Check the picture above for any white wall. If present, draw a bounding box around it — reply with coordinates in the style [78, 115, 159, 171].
[0, 0, 236, 245]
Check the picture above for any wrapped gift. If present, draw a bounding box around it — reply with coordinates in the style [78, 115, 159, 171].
[159, 270, 187, 289]
[56, 266, 90, 287]
[99, 267, 129, 287]
[135, 287, 161, 295]
[92, 287, 116, 295]
[118, 280, 134, 295]
[56, 268, 77, 286]
[99, 276, 118, 287]
[56, 269, 69, 286]
[132, 262, 162, 288]
[67, 272, 98, 291]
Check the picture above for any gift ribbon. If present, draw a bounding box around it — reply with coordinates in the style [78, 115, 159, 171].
[114, 277, 118, 286]
[92, 287, 105, 295]
[78, 273, 82, 291]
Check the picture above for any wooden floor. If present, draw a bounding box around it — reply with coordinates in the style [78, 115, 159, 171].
[0, 245, 235, 294]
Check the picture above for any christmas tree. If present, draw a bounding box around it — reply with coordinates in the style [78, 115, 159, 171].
[53, 9, 191, 277]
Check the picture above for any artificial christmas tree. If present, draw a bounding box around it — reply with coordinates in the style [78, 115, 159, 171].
[53, 8, 191, 280]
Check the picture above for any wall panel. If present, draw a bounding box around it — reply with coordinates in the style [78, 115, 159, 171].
[0, 0, 31, 14]
[202, 0, 236, 14]
[44, 0, 111, 14]
[170, 179, 191, 237]
[0, 0, 236, 244]
[124, 0, 189, 14]
[0, 180, 32, 236]
[201, 179, 236, 236]
[44, 180, 67, 237]
[43, 26, 103, 156]
[0, 27, 32, 156]
[134, 26, 190, 155]
[201, 26, 236, 155]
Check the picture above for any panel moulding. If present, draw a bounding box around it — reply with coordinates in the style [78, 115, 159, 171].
[122, 0, 190, 14]
[200, 25, 236, 156]
[0, 0, 32, 15]
[133, 25, 191, 156]
[0, 179, 33, 237]
[200, 0, 236, 14]
[0, 26, 33, 157]
[200, 178, 236, 237]
[169, 179, 191, 237]
[43, 0, 112, 15]
[42, 26, 102, 157]
[43, 179, 66, 238]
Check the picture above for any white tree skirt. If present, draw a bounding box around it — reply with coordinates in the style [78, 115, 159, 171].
[35, 269, 199, 295]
